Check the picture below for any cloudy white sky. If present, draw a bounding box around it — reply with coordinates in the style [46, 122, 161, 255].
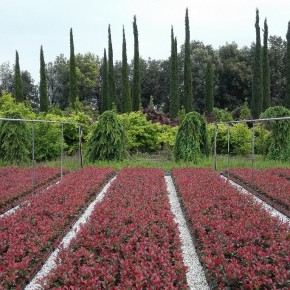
[1, 0, 290, 83]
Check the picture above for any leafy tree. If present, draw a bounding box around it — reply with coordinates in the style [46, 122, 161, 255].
[286, 21, 290, 108]
[174, 111, 202, 162]
[183, 8, 193, 112]
[205, 57, 214, 114]
[13, 50, 24, 102]
[0, 62, 13, 94]
[169, 27, 180, 118]
[122, 26, 132, 113]
[132, 15, 141, 111]
[39, 45, 48, 112]
[262, 18, 270, 111]
[21, 71, 38, 110]
[0, 111, 31, 164]
[251, 9, 263, 118]
[69, 28, 78, 109]
[261, 106, 290, 161]
[100, 49, 109, 113]
[108, 25, 117, 110]
[85, 110, 124, 161]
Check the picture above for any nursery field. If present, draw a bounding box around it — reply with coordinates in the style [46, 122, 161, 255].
[0, 166, 289, 289]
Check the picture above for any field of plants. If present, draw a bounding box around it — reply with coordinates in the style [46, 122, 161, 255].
[0, 166, 289, 289]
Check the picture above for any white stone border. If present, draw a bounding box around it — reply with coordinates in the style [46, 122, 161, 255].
[165, 175, 210, 290]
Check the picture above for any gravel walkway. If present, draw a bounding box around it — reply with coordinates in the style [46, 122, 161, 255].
[25, 176, 116, 290]
[221, 175, 290, 225]
[165, 175, 210, 290]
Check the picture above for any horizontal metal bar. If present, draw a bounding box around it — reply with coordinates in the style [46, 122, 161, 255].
[0, 117, 81, 126]
[216, 116, 290, 125]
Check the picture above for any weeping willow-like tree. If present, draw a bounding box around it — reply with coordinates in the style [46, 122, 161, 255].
[85, 111, 125, 161]
[0, 111, 31, 164]
[174, 111, 209, 162]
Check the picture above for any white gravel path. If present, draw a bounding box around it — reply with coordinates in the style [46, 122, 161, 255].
[221, 175, 290, 225]
[165, 175, 210, 290]
[25, 176, 116, 290]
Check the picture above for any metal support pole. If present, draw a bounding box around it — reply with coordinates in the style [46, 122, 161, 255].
[32, 122, 35, 193]
[61, 123, 64, 180]
[78, 125, 83, 169]
[214, 123, 217, 171]
[227, 124, 230, 179]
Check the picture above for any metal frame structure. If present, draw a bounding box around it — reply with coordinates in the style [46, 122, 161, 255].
[0, 117, 83, 191]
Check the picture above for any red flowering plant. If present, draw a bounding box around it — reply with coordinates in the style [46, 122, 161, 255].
[0, 166, 65, 214]
[0, 167, 115, 289]
[172, 168, 290, 289]
[229, 168, 290, 217]
[42, 167, 188, 289]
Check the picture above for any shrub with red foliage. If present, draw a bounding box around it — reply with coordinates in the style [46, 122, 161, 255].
[0, 167, 115, 289]
[143, 108, 179, 126]
[0, 166, 64, 214]
[43, 167, 187, 289]
[172, 168, 290, 289]
[229, 168, 290, 217]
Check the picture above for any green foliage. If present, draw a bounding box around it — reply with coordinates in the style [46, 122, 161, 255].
[199, 114, 210, 156]
[119, 112, 160, 152]
[286, 21, 290, 109]
[213, 107, 233, 122]
[0, 111, 31, 164]
[157, 124, 178, 148]
[205, 57, 214, 114]
[13, 51, 24, 103]
[262, 19, 270, 111]
[174, 112, 202, 162]
[85, 111, 124, 161]
[39, 46, 48, 112]
[254, 123, 271, 155]
[261, 106, 290, 161]
[108, 25, 117, 110]
[239, 99, 252, 119]
[69, 28, 78, 109]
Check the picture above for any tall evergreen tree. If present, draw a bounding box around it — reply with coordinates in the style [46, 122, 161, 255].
[39, 45, 48, 112]
[169, 27, 180, 118]
[286, 21, 290, 109]
[101, 49, 109, 113]
[251, 8, 263, 118]
[13, 50, 24, 102]
[183, 8, 193, 112]
[262, 18, 270, 111]
[132, 15, 141, 111]
[108, 24, 116, 110]
[69, 28, 78, 109]
[205, 56, 214, 114]
[122, 26, 132, 113]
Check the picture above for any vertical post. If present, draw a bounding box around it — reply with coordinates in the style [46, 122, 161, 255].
[251, 122, 255, 185]
[227, 123, 230, 179]
[78, 125, 83, 169]
[214, 123, 217, 171]
[61, 123, 64, 180]
[32, 122, 35, 193]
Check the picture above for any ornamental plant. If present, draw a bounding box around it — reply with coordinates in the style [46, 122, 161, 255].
[85, 110, 125, 161]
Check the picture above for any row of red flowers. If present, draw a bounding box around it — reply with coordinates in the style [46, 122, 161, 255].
[42, 167, 188, 289]
[229, 168, 290, 217]
[0, 166, 64, 214]
[172, 168, 290, 289]
[0, 167, 115, 289]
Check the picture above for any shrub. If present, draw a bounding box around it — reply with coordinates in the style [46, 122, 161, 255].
[0, 111, 31, 164]
[213, 107, 233, 122]
[85, 110, 125, 161]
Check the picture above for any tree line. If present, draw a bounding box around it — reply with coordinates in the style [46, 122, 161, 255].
[1, 8, 290, 119]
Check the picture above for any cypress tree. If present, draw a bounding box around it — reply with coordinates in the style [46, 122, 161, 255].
[286, 21, 290, 109]
[183, 8, 193, 112]
[108, 25, 116, 110]
[169, 27, 180, 118]
[69, 28, 78, 109]
[13, 50, 24, 102]
[251, 8, 263, 118]
[101, 49, 109, 113]
[132, 15, 141, 111]
[122, 26, 132, 113]
[39, 45, 48, 112]
[262, 18, 270, 111]
[205, 56, 214, 114]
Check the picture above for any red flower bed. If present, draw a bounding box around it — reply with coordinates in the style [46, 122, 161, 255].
[0, 166, 64, 214]
[43, 167, 187, 289]
[229, 168, 290, 217]
[0, 167, 115, 289]
[172, 168, 290, 289]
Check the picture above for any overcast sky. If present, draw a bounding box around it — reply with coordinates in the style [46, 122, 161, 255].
[1, 0, 290, 84]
